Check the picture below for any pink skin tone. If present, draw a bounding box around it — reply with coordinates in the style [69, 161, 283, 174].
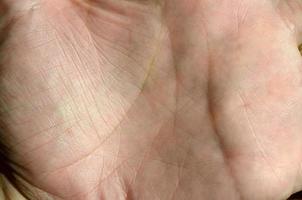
[1, 0, 302, 199]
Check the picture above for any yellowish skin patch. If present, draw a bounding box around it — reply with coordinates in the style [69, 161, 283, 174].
[141, 26, 165, 90]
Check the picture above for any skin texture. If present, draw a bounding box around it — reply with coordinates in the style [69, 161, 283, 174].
[1, 0, 302, 199]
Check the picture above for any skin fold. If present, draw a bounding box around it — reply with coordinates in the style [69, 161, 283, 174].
[1, 0, 302, 199]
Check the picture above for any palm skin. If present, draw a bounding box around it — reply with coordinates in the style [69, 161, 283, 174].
[1, 0, 302, 199]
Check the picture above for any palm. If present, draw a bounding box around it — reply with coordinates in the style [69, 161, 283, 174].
[1, 0, 302, 199]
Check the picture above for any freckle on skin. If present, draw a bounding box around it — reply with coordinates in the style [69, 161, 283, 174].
[242, 101, 251, 109]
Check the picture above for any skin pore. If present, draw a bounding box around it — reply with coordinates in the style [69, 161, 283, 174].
[1, 0, 302, 199]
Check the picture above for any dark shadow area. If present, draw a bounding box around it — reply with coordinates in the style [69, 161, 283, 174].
[288, 191, 302, 199]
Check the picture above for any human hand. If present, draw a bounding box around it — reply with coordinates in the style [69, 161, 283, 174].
[1, 0, 302, 199]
